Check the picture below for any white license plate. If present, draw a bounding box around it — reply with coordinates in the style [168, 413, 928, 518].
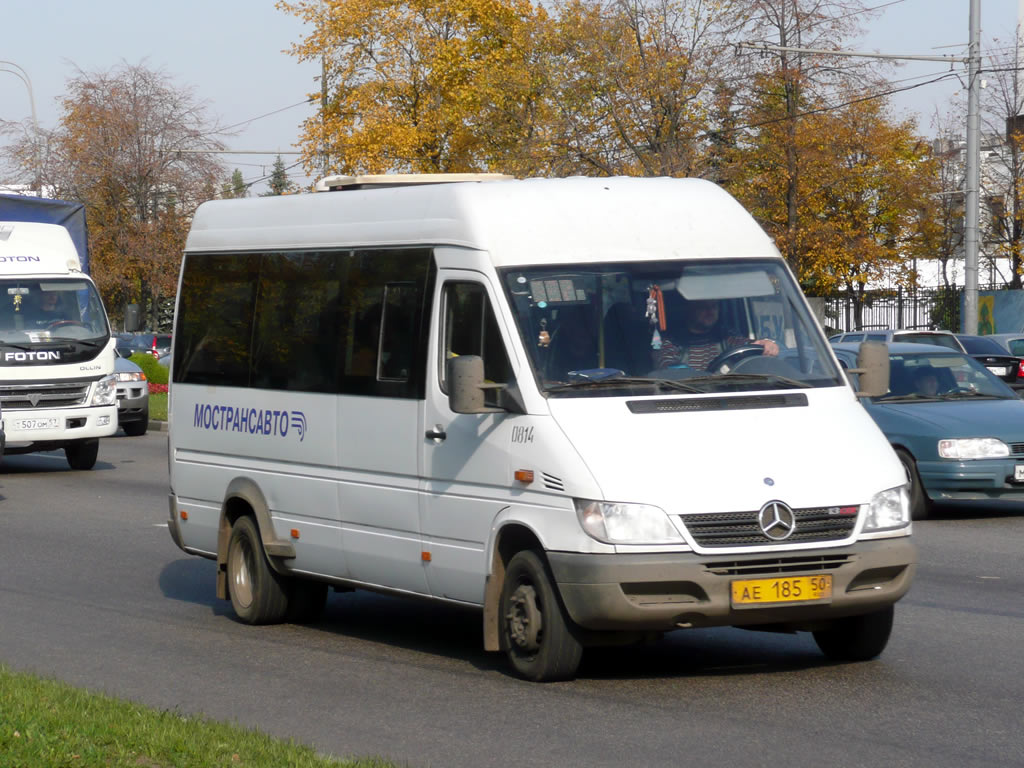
[989, 366, 1009, 377]
[12, 417, 60, 431]
[1015, 465, 1024, 482]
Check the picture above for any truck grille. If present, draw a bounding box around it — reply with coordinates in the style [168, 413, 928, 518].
[680, 507, 858, 548]
[0, 381, 91, 409]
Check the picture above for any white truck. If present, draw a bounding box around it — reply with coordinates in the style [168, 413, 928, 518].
[0, 195, 118, 469]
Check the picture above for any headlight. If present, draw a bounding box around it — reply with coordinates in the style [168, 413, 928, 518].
[862, 485, 911, 531]
[116, 371, 146, 382]
[574, 499, 683, 544]
[938, 438, 1009, 459]
[90, 374, 118, 406]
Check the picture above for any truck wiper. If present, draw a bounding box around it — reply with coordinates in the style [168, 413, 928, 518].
[547, 376, 704, 394]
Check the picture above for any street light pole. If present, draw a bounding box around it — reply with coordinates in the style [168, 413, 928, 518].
[963, 0, 981, 334]
[0, 60, 42, 192]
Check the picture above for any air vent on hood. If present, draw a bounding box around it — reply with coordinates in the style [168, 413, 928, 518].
[541, 472, 565, 492]
[627, 393, 808, 414]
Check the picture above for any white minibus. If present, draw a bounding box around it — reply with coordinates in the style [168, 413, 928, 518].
[167, 175, 915, 681]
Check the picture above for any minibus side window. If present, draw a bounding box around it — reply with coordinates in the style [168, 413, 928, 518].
[441, 282, 512, 398]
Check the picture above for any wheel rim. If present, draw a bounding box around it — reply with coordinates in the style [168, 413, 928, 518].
[505, 582, 543, 653]
[230, 538, 255, 609]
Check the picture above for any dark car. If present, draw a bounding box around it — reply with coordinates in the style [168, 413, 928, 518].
[954, 334, 1024, 395]
[832, 341, 1024, 519]
[129, 332, 172, 358]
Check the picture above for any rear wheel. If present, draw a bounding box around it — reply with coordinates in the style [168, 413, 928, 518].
[65, 440, 99, 470]
[500, 550, 583, 682]
[226, 516, 289, 624]
[812, 605, 894, 662]
[896, 448, 930, 520]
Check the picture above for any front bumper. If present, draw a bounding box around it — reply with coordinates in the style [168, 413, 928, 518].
[917, 457, 1024, 501]
[548, 537, 916, 632]
[2, 404, 118, 447]
[116, 382, 149, 424]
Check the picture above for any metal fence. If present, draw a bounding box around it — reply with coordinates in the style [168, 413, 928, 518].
[818, 286, 968, 334]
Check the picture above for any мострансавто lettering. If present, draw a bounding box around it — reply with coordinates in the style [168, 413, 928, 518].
[193, 403, 307, 442]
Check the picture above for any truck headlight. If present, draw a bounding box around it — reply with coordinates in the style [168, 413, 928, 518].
[861, 485, 910, 531]
[574, 499, 683, 544]
[90, 374, 118, 406]
[938, 438, 1009, 459]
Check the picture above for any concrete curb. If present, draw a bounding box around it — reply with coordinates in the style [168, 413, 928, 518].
[149, 420, 169, 432]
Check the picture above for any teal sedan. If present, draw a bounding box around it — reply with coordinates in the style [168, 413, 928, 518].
[832, 341, 1024, 519]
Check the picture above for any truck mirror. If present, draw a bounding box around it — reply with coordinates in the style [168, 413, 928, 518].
[853, 341, 889, 397]
[448, 355, 506, 414]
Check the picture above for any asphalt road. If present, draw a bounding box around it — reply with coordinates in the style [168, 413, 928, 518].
[1, 432, 1022, 767]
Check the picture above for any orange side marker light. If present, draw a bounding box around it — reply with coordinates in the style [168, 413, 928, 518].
[179, 510, 188, 521]
[514, 469, 534, 484]
[290, 529, 300, 539]
[421, 551, 432, 562]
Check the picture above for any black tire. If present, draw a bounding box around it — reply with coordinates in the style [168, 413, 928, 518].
[226, 516, 289, 624]
[122, 413, 149, 437]
[287, 580, 328, 624]
[499, 549, 583, 682]
[812, 605, 894, 662]
[896, 448, 930, 520]
[65, 439, 99, 470]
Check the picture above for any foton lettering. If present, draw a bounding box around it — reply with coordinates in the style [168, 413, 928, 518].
[5, 350, 61, 361]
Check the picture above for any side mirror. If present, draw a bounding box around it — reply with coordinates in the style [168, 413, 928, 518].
[448, 355, 506, 414]
[850, 341, 889, 397]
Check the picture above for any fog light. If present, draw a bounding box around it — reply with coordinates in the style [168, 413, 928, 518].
[97, 415, 111, 426]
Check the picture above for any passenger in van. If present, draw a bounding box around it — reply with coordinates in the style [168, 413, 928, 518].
[655, 298, 778, 370]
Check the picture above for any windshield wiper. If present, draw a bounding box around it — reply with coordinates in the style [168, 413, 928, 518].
[686, 373, 805, 390]
[937, 389, 1004, 400]
[547, 376, 704, 394]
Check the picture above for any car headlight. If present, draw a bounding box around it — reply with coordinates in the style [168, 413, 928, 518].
[116, 371, 146, 383]
[862, 485, 911, 531]
[90, 374, 118, 406]
[938, 438, 1009, 459]
[574, 499, 683, 544]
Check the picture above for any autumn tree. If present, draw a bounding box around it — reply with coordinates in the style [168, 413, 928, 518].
[979, 32, 1024, 289]
[278, 0, 552, 176]
[542, 0, 745, 177]
[3, 62, 226, 328]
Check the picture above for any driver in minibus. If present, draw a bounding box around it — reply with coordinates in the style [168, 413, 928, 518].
[655, 297, 779, 371]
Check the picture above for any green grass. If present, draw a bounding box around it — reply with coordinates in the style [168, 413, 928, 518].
[150, 391, 167, 422]
[0, 665, 395, 768]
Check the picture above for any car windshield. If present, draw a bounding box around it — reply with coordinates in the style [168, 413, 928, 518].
[500, 259, 844, 396]
[875, 352, 1015, 401]
[0, 278, 109, 343]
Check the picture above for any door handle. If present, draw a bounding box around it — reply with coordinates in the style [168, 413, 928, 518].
[425, 425, 447, 441]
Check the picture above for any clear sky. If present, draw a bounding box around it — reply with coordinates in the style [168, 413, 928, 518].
[0, 0, 1020, 194]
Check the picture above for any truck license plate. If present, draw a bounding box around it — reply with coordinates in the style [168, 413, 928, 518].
[731, 574, 832, 606]
[12, 417, 60, 431]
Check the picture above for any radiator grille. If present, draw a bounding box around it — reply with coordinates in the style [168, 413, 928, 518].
[681, 507, 857, 548]
[0, 381, 91, 410]
[704, 554, 853, 576]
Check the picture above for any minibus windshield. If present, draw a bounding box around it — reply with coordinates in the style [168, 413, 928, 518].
[500, 259, 845, 396]
[0, 278, 109, 344]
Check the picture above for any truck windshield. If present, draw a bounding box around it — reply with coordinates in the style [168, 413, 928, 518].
[500, 259, 844, 396]
[0, 278, 109, 343]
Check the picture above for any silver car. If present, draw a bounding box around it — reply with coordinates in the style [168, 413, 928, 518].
[115, 355, 149, 436]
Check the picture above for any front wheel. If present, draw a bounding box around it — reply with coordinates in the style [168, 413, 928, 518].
[65, 439, 99, 470]
[812, 605, 894, 662]
[226, 516, 289, 624]
[500, 550, 583, 682]
[896, 448, 930, 520]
